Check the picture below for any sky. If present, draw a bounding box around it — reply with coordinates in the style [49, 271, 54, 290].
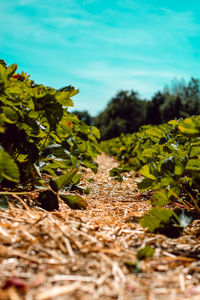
[1, 0, 200, 116]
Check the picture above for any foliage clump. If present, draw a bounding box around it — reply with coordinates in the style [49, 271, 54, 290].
[102, 116, 200, 236]
[0, 60, 100, 210]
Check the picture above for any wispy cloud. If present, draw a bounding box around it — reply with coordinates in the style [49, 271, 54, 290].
[1, 0, 200, 115]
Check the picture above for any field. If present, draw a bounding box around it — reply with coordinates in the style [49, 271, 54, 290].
[0, 153, 200, 300]
[0, 61, 200, 299]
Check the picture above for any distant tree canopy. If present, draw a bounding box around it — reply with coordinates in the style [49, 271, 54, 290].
[94, 91, 147, 140]
[73, 77, 200, 140]
[146, 92, 184, 124]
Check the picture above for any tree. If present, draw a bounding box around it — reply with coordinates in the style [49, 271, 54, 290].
[183, 78, 200, 115]
[163, 77, 200, 116]
[160, 95, 183, 121]
[94, 91, 147, 140]
[146, 92, 165, 125]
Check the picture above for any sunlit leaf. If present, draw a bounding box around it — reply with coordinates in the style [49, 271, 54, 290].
[151, 189, 170, 207]
[139, 208, 182, 238]
[140, 164, 156, 180]
[49, 168, 78, 192]
[0, 148, 20, 183]
[60, 194, 87, 209]
[6, 64, 18, 78]
[178, 117, 200, 137]
[185, 159, 200, 172]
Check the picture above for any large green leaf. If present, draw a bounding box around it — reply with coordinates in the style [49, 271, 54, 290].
[0, 148, 20, 183]
[174, 158, 186, 176]
[139, 208, 182, 238]
[49, 168, 78, 192]
[142, 148, 155, 159]
[140, 164, 157, 180]
[90, 126, 100, 139]
[151, 189, 170, 207]
[185, 159, 200, 172]
[137, 177, 154, 191]
[178, 117, 200, 137]
[55, 90, 76, 106]
[151, 176, 176, 190]
[190, 146, 200, 158]
[60, 194, 87, 209]
[139, 208, 175, 232]
[1, 106, 18, 123]
[145, 127, 164, 139]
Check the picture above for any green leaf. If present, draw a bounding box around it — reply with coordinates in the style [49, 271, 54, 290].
[140, 208, 173, 232]
[168, 119, 179, 126]
[142, 148, 155, 159]
[185, 159, 200, 172]
[151, 189, 170, 207]
[137, 177, 154, 191]
[139, 208, 182, 238]
[60, 194, 87, 209]
[137, 245, 155, 260]
[152, 176, 176, 190]
[145, 127, 164, 139]
[190, 146, 200, 158]
[178, 117, 200, 137]
[0, 148, 20, 183]
[6, 64, 18, 78]
[90, 126, 100, 139]
[174, 159, 186, 176]
[71, 173, 82, 185]
[140, 164, 156, 180]
[37, 190, 59, 211]
[5, 86, 22, 96]
[1, 106, 18, 123]
[0, 195, 9, 210]
[55, 90, 76, 106]
[49, 168, 78, 192]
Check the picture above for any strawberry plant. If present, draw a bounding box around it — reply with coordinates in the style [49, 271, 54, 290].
[0, 60, 100, 210]
[102, 116, 200, 236]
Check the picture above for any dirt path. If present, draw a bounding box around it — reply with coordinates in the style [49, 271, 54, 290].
[0, 154, 200, 300]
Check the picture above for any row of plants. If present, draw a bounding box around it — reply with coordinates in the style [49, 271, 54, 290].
[0, 60, 100, 211]
[102, 116, 200, 237]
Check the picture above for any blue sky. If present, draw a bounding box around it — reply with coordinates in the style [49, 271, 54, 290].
[1, 0, 200, 115]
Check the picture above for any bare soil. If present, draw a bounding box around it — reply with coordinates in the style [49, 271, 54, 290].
[0, 153, 200, 300]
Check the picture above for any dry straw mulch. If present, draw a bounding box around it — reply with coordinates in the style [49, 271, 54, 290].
[0, 153, 200, 300]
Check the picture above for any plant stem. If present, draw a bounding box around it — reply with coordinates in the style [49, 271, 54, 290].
[167, 189, 193, 209]
[0, 191, 35, 195]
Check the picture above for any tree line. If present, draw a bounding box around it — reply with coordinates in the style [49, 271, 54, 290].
[73, 77, 200, 140]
